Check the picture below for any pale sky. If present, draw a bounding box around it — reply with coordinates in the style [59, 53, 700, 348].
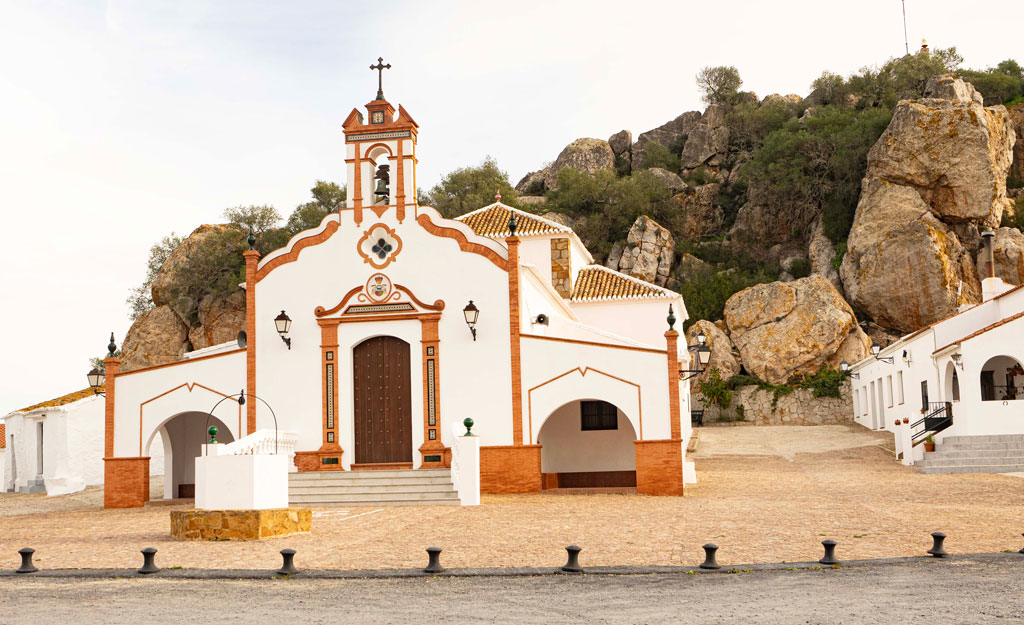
[2, 0, 1022, 410]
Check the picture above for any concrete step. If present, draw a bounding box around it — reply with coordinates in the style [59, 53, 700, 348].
[941, 434, 1024, 445]
[289, 476, 454, 488]
[289, 483, 456, 495]
[917, 463, 1024, 474]
[927, 448, 1024, 459]
[289, 490, 460, 503]
[937, 442, 1024, 451]
[295, 498, 461, 507]
[920, 455, 1024, 467]
[289, 469, 451, 481]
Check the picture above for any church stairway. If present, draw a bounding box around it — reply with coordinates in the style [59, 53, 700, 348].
[917, 434, 1024, 474]
[288, 468, 460, 506]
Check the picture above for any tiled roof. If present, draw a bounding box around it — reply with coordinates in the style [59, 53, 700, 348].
[571, 265, 675, 302]
[932, 310, 1024, 355]
[456, 203, 572, 238]
[17, 387, 102, 413]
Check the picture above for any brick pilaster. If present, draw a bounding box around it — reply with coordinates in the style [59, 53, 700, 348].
[506, 235, 524, 445]
[665, 330, 682, 440]
[244, 249, 260, 435]
[103, 356, 120, 458]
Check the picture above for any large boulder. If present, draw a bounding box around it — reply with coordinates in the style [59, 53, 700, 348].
[840, 178, 982, 332]
[616, 215, 674, 286]
[188, 290, 246, 351]
[866, 77, 1015, 226]
[977, 227, 1024, 286]
[680, 103, 730, 172]
[808, 217, 842, 292]
[631, 111, 702, 171]
[729, 180, 819, 252]
[514, 170, 547, 195]
[151, 224, 235, 320]
[671, 183, 724, 239]
[923, 73, 984, 105]
[644, 167, 687, 194]
[724, 274, 869, 384]
[608, 129, 632, 156]
[685, 320, 740, 385]
[543, 138, 615, 190]
[1008, 102, 1024, 185]
[120, 305, 189, 372]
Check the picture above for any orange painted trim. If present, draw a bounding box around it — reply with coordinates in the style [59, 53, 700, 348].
[321, 323, 340, 455]
[415, 213, 505, 269]
[394, 138, 405, 223]
[103, 357, 120, 458]
[244, 249, 259, 436]
[507, 236, 524, 445]
[521, 333, 667, 355]
[315, 286, 364, 317]
[256, 220, 339, 283]
[114, 348, 246, 378]
[318, 312, 441, 326]
[394, 284, 445, 311]
[419, 316, 442, 466]
[526, 366, 643, 443]
[665, 331, 682, 440]
[363, 142, 394, 158]
[137, 381, 241, 456]
[356, 222, 403, 270]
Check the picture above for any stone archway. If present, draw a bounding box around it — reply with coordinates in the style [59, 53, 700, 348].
[536, 400, 638, 489]
[145, 411, 234, 500]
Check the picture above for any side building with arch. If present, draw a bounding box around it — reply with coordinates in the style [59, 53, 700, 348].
[848, 256, 1024, 471]
[98, 85, 698, 507]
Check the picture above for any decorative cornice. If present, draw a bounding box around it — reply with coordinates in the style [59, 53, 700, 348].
[257, 220, 339, 283]
[416, 213, 506, 270]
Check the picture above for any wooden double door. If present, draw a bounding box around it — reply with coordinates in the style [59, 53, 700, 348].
[353, 336, 413, 465]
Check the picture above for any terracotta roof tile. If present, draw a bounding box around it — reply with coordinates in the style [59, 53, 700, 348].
[17, 387, 102, 413]
[456, 203, 571, 238]
[571, 265, 674, 302]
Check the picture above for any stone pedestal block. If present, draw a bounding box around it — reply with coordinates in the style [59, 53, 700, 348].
[170, 508, 312, 541]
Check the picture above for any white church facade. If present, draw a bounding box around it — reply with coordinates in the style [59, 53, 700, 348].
[98, 83, 697, 507]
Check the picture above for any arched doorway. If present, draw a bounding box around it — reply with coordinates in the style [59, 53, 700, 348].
[537, 400, 638, 489]
[944, 361, 961, 402]
[352, 336, 412, 466]
[980, 355, 1024, 402]
[145, 411, 234, 500]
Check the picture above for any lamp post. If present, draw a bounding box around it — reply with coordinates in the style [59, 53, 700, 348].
[274, 310, 292, 350]
[679, 330, 712, 380]
[871, 343, 894, 365]
[463, 301, 479, 341]
[87, 367, 105, 394]
[840, 360, 860, 379]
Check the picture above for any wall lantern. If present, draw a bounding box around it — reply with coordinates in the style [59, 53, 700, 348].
[274, 310, 292, 350]
[463, 301, 479, 341]
[870, 343, 893, 364]
[951, 353, 963, 370]
[840, 360, 860, 379]
[87, 367, 105, 393]
[679, 330, 711, 380]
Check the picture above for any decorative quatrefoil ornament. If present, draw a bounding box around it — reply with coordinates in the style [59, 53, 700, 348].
[357, 223, 403, 269]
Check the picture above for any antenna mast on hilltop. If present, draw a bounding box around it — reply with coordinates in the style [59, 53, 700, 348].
[901, 0, 909, 55]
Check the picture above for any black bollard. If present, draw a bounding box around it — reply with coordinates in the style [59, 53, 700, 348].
[699, 543, 721, 570]
[424, 547, 444, 574]
[819, 539, 839, 565]
[16, 548, 37, 574]
[561, 545, 583, 573]
[1019, 533, 1024, 555]
[927, 532, 948, 558]
[138, 547, 160, 574]
[277, 548, 298, 575]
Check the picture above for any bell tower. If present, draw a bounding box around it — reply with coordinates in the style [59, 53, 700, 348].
[341, 57, 418, 225]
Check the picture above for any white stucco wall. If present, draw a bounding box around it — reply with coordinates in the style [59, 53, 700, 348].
[537, 401, 637, 473]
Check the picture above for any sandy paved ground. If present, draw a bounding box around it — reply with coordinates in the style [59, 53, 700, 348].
[1, 425, 1022, 571]
[4, 555, 1023, 624]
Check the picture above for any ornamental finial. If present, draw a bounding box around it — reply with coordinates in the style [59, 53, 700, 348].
[508, 211, 518, 236]
[107, 332, 117, 358]
[247, 228, 256, 250]
[667, 304, 676, 331]
[495, 190, 502, 204]
[370, 57, 391, 100]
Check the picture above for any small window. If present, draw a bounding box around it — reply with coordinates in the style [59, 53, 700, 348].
[896, 371, 905, 405]
[581, 401, 617, 431]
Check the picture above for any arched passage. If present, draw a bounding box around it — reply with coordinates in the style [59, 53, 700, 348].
[980, 355, 1024, 402]
[536, 399, 638, 489]
[943, 361, 961, 402]
[145, 411, 234, 500]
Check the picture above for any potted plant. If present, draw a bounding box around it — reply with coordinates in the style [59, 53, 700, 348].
[923, 434, 935, 453]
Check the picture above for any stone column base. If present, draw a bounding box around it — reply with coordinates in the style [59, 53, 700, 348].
[294, 447, 344, 471]
[634, 439, 684, 496]
[103, 457, 150, 508]
[480, 444, 542, 494]
[171, 508, 312, 540]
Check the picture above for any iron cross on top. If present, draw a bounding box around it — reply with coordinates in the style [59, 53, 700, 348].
[371, 57, 391, 100]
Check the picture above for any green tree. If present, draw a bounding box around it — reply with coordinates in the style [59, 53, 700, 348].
[285, 180, 346, 234]
[126, 233, 185, 320]
[809, 71, 849, 106]
[424, 156, 518, 218]
[222, 205, 281, 233]
[696, 66, 743, 105]
[846, 47, 962, 108]
[959, 66, 1023, 105]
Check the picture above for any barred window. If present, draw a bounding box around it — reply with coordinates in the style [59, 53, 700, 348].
[580, 401, 617, 431]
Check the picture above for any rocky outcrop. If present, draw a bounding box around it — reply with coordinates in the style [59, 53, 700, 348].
[1008, 102, 1024, 185]
[644, 167, 687, 194]
[686, 320, 740, 385]
[151, 224, 234, 318]
[631, 111, 702, 171]
[923, 73, 984, 105]
[724, 274, 870, 384]
[188, 291, 246, 351]
[543, 138, 615, 190]
[514, 170, 546, 195]
[977, 227, 1024, 286]
[729, 181, 819, 251]
[866, 75, 1014, 226]
[615, 216, 674, 286]
[680, 103, 730, 173]
[542, 211, 579, 230]
[840, 180, 983, 333]
[608, 130, 632, 157]
[676, 253, 708, 276]
[120, 305, 189, 372]
[808, 218, 842, 292]
[671, 183, 724, 239]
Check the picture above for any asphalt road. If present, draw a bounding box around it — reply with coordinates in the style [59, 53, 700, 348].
[1, 555, 1022, 624]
